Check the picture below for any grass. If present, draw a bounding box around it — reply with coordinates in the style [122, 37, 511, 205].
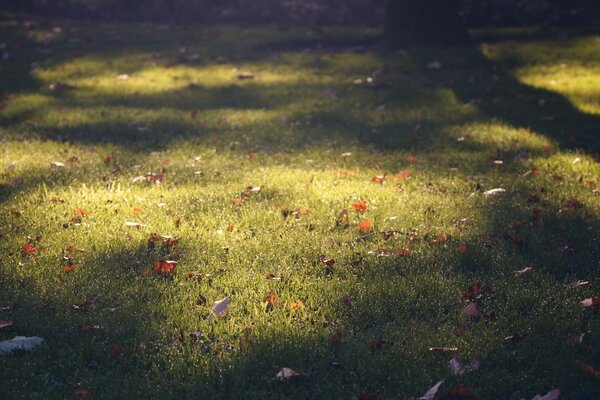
[1, 16, 600, 399]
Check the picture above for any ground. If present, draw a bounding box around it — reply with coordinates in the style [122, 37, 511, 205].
[0, 16, 599, 399]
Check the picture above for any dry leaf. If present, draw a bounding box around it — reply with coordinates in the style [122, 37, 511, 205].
[0, 320, 14, 329]
[418, 380, 444, 400]
[581, 295, 600, 308]
[483, 188, 506, 197]
[532, 389, 560, 400]
[449, 357, 480, 375]
[274, 367, 306, 381]
[208, 297, 230, 320]
[461, 302, 479, 319]
[152, 260, 176, 276]
[568, 280, 589, 289]
[514, 267, 534, 276]
[0, 336, 43, 354]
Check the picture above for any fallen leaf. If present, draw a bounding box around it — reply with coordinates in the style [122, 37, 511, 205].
[63, 262, 76, 273]
[576, 359, 600, 382]
[22, 243, 37, 255]
[461, 302, 479, 319]
[395, 170, 411, 180]
[429, 347, 458, 353]
[483, 188, 506, 197]
[208, 297, 229, 320]
[581, 295, 600, 308]
[352, 202, 367, 212]
[377, 247, 412, 256]
[288, 300, 304, 312]
[441, 384, 476, 399]
[371, 175, 386, 184]
[569, 280, 589, 289]
[0, 336, 43, 354]
[266, 273, 281, 281]
[457, 244, 468, 254]
[514, 267, 534, 276]
[337, 208, 349, 226]
[0, 320, 14, 329]
[449, 357, 480, 375]
[358, 219, 373, 233]
[274, 367, 306, 381]
[319, 256, 335, 267]
[418, 380, 444, 400]
[152, 260, 177, 276]
[74, 388, 90, 398]
[125, 221, 147, 228]
[532, 388, 560, 400]
[109, 344, 124, 359]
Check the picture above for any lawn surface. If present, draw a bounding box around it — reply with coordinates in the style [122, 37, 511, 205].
[1, 15, 600, 399]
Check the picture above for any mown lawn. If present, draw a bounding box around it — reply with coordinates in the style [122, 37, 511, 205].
[0, 15, 599, 399]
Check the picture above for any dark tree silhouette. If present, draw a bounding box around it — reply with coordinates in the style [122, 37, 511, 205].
[383, 0, 470, 48]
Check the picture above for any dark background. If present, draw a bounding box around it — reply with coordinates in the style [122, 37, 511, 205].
[1, 0, 600, 27]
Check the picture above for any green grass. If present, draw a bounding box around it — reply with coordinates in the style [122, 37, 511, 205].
[1, 16, 600, 399]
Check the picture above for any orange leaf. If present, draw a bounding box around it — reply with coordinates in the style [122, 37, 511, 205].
[458, 244, 468, 254]
[22, 243, 37, 255]
[394, 170, 411, 180]
[352, 202, 367, 212]
[152, 260, 177, 275]
[371, 175, 386, 184]
[289, 300, 304, 311]
[63, 262, 76, 273]
[358, 219, 373, 233]
[74, 208, 88, 215]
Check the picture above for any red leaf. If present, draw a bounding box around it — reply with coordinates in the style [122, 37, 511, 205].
[319, 256, 335, 267]
[352, 202, 367, 212]
[22, 243, 37, 255]
[457, 244, 468, 254]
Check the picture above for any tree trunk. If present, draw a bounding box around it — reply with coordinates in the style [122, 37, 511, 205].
[383, 0, 469, 48]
